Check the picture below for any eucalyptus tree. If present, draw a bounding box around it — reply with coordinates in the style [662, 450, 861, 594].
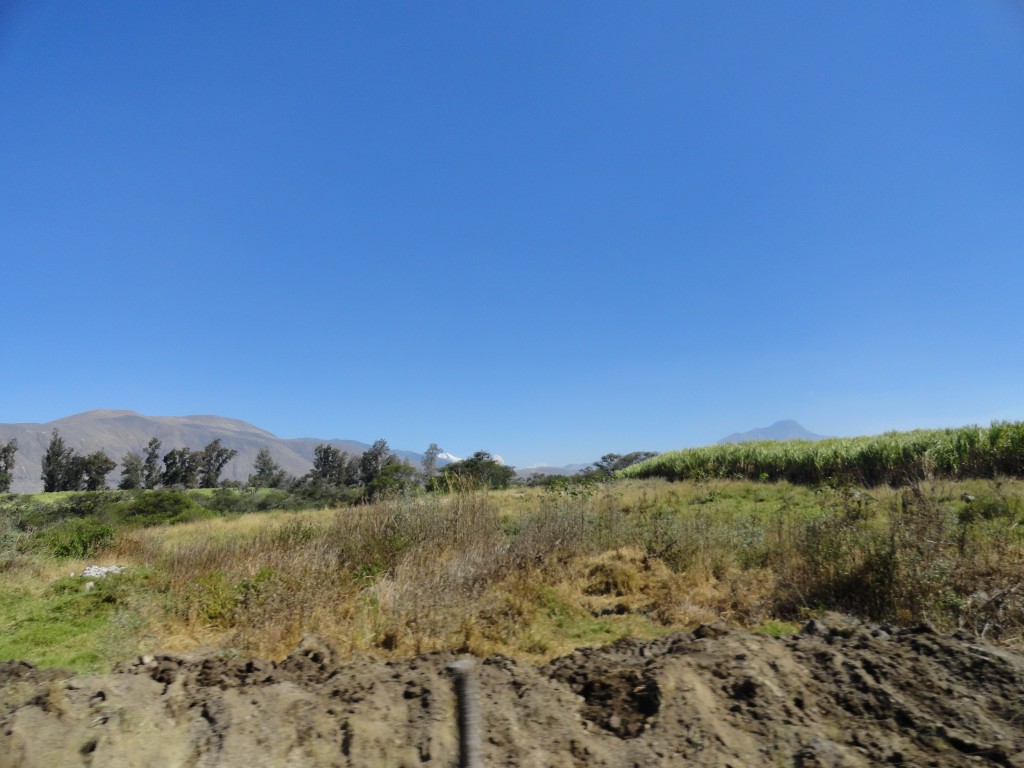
[308, 444, 348, 487]
[142, 437, 163, 489]
[198, 439, 238, 488]
[162, 447, 199, 488]
[40, 429, 76, 492]
[249, 446, 287, 488]
[421, 442, 442, 484]
[80, 451, 117, 491]
[359, 439, 393, 486]
[119, 450, 144, 490]
[0, 438, 16, 493]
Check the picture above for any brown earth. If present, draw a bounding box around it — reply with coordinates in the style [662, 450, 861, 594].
[1, 614, 1022, 767]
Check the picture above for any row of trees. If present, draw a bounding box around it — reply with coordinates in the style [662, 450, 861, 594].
[1, 430, 560, 496]
[253, 441, 520, 496]
[40, 430, 238, 492]
[291, 439, 432, 499]
[40, 431, 118, 492]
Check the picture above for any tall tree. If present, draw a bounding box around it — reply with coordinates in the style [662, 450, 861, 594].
[359, 439, 392, 486]
[421, 443, 442, 484]
[585, 451, 659, 477]
[119, 450, 144, 490]
[366, 460, 420, 500]
[197, 439, 238, 488]
[249, 446, 287, 489]
[80, 451, 117, 491]
[344, 454, 361, 486]
[162, 447, 199, 488]
[40, 429, 76, 492]
[143, 437, 163, 489]
[308, 444, 347, 487]
[0, 438, 16, 493]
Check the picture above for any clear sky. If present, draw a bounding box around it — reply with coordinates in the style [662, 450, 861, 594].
[2, 1, 1022, 468]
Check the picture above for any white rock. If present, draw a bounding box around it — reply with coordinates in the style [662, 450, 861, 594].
[81, 565, 125, 579]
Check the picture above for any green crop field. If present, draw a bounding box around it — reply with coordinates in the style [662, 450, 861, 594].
[618, 422, 1024, 486]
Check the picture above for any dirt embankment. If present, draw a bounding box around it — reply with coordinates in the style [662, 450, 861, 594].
[2, 615, 1022, 767]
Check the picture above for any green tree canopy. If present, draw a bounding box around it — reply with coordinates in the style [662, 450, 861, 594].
[80, 450, 117, 491]
[162, 447, 199, 488]
[197, 439, 238, 488]
[142, 437, 163, 489]
[249, 446, 287, 488]
[436, 450, 516, 489]
[583, 451, 660, 478]
[0, 438, 17, 493]
[119, 450, 144, 490]
[307, 444, 349, 487]
[366, 460, 421, 500]
[359, 439, 393, 486]
[41, 429, 77, 492]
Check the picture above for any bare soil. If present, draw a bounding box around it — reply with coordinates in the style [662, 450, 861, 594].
[2, 614, 1022, 767]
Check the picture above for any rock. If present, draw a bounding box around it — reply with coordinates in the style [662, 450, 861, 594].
[81, 565, 125, 579]
[801, 619, 829, 636]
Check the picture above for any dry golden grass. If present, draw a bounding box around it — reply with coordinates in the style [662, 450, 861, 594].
[40, 477, 1024, 666]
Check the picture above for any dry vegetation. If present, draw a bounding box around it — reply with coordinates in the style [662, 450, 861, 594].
[4, 475, 1015, 671]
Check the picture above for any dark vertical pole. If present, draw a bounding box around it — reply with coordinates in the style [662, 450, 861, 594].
[448, 658, 482, 768]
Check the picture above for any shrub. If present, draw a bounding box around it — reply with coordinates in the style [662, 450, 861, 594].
[38, 518, 117, 558]
[124, 491, 197, 524]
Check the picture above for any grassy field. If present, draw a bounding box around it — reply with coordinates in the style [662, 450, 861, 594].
[2, 477, 1023, 672]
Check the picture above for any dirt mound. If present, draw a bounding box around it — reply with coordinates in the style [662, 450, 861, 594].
[2, 615, 1023, 766]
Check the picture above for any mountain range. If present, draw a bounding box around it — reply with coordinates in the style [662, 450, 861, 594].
[716, 419, 827, 445]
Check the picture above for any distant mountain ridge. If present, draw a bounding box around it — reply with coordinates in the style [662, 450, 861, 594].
[717, 420, 827, 445]
[0, 410, 425, 494]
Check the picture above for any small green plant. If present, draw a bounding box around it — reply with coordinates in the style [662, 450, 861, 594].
[753, 620, 800, 637]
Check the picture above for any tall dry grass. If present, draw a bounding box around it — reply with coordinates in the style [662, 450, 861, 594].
[105, 478, 1024, 662]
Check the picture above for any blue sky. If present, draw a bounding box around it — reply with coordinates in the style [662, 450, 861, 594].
[2, 1, 1022, 467]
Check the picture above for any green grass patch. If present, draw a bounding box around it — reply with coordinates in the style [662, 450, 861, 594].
[0, 573, 148, 672]
[752, 620, 801, 637]
[525, 585, 669, 654]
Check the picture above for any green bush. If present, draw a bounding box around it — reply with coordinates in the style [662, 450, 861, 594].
[124, 491, 197, 524]
[38, 518, 117, 558]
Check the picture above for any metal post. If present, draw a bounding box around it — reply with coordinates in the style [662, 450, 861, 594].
[448, 658, 482, 768]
